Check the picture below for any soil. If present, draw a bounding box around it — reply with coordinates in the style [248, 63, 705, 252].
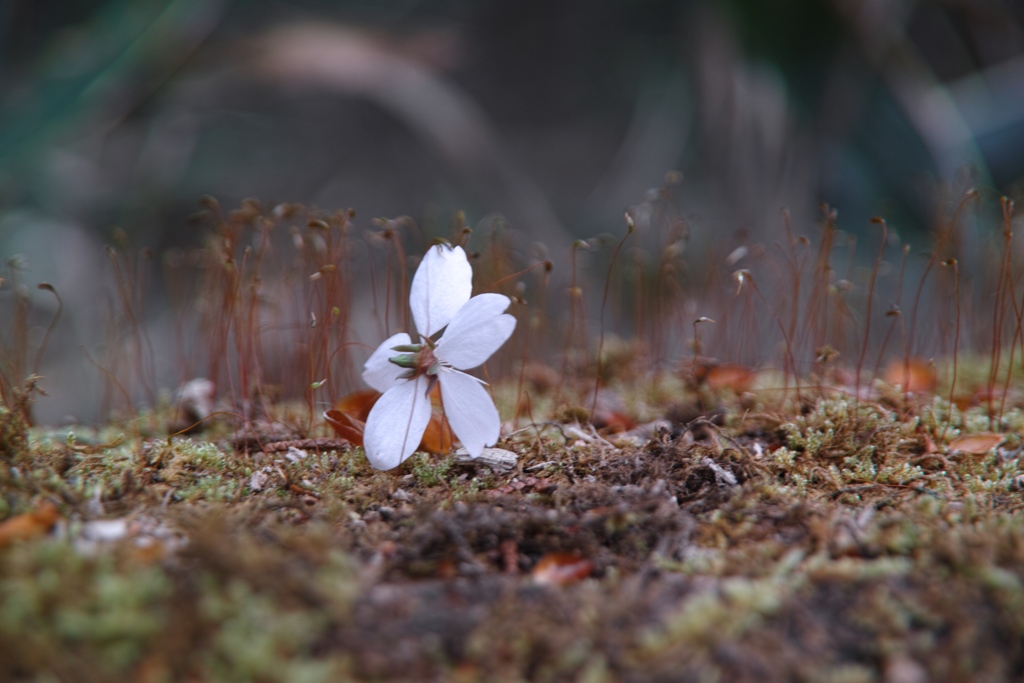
[1, 386, 1024, 682]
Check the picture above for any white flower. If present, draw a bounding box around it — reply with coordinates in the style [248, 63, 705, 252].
[361, 244, 516, 470]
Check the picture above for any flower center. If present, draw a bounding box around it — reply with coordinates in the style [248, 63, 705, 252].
[388, 342, 442, 379]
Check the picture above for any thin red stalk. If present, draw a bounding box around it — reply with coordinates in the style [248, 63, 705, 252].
[633, 253, 645, 355]
[940, 259, 959, 443]
[31, 283, 62, 377]
[855, 218, 887, 402]
[394, 234, 409, 334]
[987, 255, 1010, 428]
[874, 244, 910, 378]
[904, 190, 977, 403]
[592, 217, 635, 417]
[384, 231, 393, 338]
[737, 270, 801, 402]
[988, 198, 1014, 428]
[491, 260, 551, 288]
[1000, 274, 1024, 423]
[82, 345, 138, 438]
[781, 209, 803, 359]
[367, 237, 385, 341]
[233, 246, 252, 414]
[107, 245, 157, 407]
[558, 241, 586, 402]
[802, 206, 838, 356]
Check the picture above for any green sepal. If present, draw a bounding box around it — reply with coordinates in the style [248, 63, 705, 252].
[388, 353, 418, 369]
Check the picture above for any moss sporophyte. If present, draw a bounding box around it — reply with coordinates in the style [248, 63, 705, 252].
[360, 244, 516, 470]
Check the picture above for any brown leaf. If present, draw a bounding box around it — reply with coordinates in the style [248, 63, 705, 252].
[0, 502, 60, 548]
[334, 389, 381, 422]
[705, 364, 757, 393]
[592, 409, 636, 434]
[948, 432, 1004, 455]
[883, 359, 936, 394]
[323, 409, 366, 446]
[325, 388, 383, 446]
[325, 404, 452, 454]
[532, 552, 594, 586]
[420, 414, 454, 454]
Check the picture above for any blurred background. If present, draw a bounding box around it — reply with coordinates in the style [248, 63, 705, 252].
[3, 0, 1024, 423]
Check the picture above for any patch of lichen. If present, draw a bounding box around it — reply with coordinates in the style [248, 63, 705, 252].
[1, 388, 1024, 681]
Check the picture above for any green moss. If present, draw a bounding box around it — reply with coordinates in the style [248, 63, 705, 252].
[199, 578, 334, 682]
[0, 542, 171, 677]
[2, 384, 1024, 682]
[411, 452, 453, 487]
[0, 406, 28, 460]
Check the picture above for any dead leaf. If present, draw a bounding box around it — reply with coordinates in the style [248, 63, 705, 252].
[420, 414, 454, 454]
[597, 410, 636, 434]
[532, 552, 594, 586]
[335, 389, 381, 421]
[883, 359, 937, 394]
[325, 402, 452, 454]
[948, 432, 1004, 456]
[324, 409, 366, 446]
[951, 395, 973, 411]
[705, 364, 757, 393]
[0, 502, 60, 548]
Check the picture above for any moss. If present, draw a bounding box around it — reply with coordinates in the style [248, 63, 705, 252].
[0, 542, 171, 678]
[1, 388, 1024, 681]
[0, 406, 28, 460]
[411, 452, 454, 488]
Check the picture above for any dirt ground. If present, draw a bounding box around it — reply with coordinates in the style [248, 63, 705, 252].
[1, 382, 1024, 682]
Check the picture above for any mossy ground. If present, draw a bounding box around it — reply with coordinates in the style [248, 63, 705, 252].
[2, 375, 1024, 683]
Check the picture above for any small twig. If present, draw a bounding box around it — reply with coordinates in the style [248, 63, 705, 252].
[563, 423, 615, 447]
[683, 417, 749, 455]
[262, 438, 350, 453]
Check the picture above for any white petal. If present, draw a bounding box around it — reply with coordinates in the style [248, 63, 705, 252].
[439, 370, 500, 458]
[409, 244, 472, 338]
[435, 293, 516, 370]
[362, 332, 413, 392]
[363, 376, 432, 470]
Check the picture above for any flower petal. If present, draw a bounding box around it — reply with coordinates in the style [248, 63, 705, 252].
[362, 332, 413, 392]
[439, 370, 500, 458]
[363, 376, 432, 470]
[410, 244, 473, 338]
[435, 293, 516, 370]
